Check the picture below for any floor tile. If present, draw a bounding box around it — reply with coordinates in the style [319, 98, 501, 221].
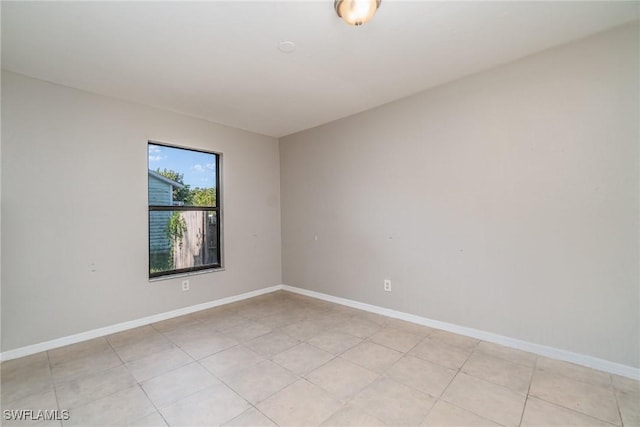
[1, 388, 59, 427]
[124, 346, 193, 382]
[441, 373, 526, 427]
[330, 304, 365, 317]
[462, 351, 533, 394]
[308, 312, 355, 330]
[475, 341, 537, 367]
[7, 291, 633, 427]
[159, 383, 250, 427]
[422, 400, 501, 427]
[302, 298, 336, 312]
[223, 321, 272, 341]
[140, 362, 220, 408]
[222, 408, 277, 427]
[334, 317, 383, 338]
[536, 356, 612, 388]
[235, 302, 283, 320]
[164, 325, 238, 360]
[220, 360, 297, 404]
[385, 319, 435, 337]
[340, 341, 403, 373]
[410, 337, 473, 370]
[199, 345, 264, 377]
[1, 379, 55, 412]
[280, 319, 328, 341]
[245, 331, 300, 357]
[50, 348, 122, 384]
[55, 365, 136, 409]
[108, 328, 175, 363]
[521, 396, 614, 426]
[529, 370, 620, 425]
[616, 389, 639, 426]
[306, 357, 379, 401]
[354, 312, 389, 326]
[319, 404, 386, 427]
[0, 379, 54, 409]
[151, 315, 201, 334]
[112, 337, 176, 364]
[126, 411, 168, 427]
[1, 352, 50, 377]
[387, 355, 457, 398]
[191, 304, 236, 319]
[308, 331, 363, 355]
[63, 385, 155, 427]
[106, 326, 158, 348]
[429, 330, 480, 351]
[612, 374, 640, 396]
[48, 339, 111, 367]
[257, 379, 342, 427]
[350, 377, 436, 426]
[369, 327, 423, 353]
[1, 354, 53, 405]
[259, 311, 306, 329]
[272, 343, 333, 375]
[195, 310, 249, 332]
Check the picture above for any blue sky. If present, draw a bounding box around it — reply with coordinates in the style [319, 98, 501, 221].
[148, 143, 216, 189]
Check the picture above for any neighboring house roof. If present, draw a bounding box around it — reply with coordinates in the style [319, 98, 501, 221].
[148, 170, 185, 188]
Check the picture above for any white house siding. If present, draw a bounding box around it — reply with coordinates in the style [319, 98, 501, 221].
[148, 174, 172, 252]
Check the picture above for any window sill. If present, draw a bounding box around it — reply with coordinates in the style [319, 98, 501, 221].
[149, 267, 225, 282]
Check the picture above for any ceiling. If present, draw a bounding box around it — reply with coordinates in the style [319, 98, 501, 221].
[2, 1, 638, 138]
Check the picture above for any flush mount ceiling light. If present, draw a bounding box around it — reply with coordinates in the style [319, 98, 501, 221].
[335, 0, 381, 26]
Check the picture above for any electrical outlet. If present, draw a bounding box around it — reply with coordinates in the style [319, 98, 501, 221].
[182, 280, 190, 292]
[384, 279, 391, 292]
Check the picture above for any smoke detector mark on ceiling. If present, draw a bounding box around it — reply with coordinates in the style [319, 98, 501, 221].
[278, 40, 296, 54]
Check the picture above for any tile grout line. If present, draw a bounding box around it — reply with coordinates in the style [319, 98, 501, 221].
[517, 354, 538, 426]
[49, 339, 138, 421]
[45, 351, 64, 427]
[528, 392, 622, 426]
[458, 349, 537, 397]
[136, 377, 171, 427]
[205, 347, 302, 411]
[58, 365, 163, 424]
[196, 359, 280, 427]
[532, 359, 626, 425]
[608, 372, 626, 427]
[426, 339, 501, 426]
[114, 323, 221, 425]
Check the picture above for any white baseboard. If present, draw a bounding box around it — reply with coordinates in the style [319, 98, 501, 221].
[0, 285, 281, 362]
[281, 285, 640, 380]
[2, 283, 638, 381]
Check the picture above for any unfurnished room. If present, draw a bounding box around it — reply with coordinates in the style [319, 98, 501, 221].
[0, 1, 639, 426]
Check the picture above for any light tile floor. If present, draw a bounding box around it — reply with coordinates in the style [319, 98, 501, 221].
[1, 291, 638, 427]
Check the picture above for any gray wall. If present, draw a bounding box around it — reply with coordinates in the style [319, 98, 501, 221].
[1, 71, 282, 351]
[280, 24, 639, 367]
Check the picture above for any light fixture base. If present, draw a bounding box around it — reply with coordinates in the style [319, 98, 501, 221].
[334, 0, 382, 26]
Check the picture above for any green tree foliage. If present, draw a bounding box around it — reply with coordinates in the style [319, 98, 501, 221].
[155, 168, 217, 207]
[155, 168, 192, 204]
[165, 212, 187, 270]
[191, 187, 216, 207]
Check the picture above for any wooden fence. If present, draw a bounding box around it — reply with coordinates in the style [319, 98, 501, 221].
[173, 211, 218, 269]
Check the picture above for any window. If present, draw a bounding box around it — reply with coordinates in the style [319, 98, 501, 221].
[148, 142, 222, 278]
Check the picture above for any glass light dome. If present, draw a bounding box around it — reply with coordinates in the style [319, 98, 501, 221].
[335, 0, 381, 26]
